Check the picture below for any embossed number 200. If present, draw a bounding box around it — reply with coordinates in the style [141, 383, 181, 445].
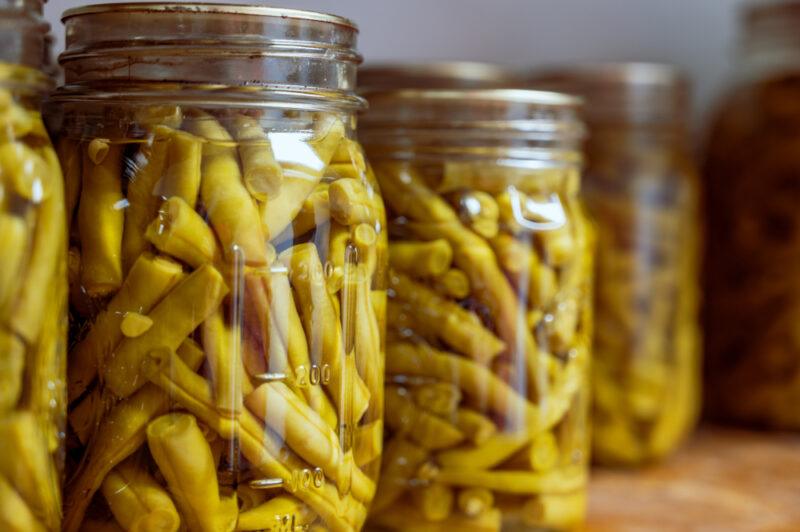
[295, 364, 331, 387]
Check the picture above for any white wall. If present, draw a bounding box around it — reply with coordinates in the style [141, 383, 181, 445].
[45, 0, 746, 119]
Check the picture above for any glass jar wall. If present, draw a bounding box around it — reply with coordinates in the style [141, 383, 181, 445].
[361, 89, 592, 531]
[0, 1, 67, 530]
[532, 64, 702, 465]
[50, 4, 386, 531]
[703, 1, 800, 429]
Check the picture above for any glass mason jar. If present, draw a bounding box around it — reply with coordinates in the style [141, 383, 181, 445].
[532, 64, 702, 465]
[0, 1, 67, 531]
[48, 4, 386, 531]
[360, 89, 593, 531]
[703, 1, 800, 429]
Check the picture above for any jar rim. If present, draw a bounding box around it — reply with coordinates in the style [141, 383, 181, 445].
[530, 62, 686, 91]
[529, 62, 689, 126]
[362, 88, 581, 107]
[359, 61, 524, 90]
[62, 2, 357, 30]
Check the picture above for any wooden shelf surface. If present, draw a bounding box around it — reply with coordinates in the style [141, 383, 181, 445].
[586, 426, 800, 531]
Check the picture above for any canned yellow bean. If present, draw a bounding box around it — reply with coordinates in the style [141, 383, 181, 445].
[361, 88, 592, 531]
[0, 1, 66, 530]
[50, 4, 386, 531]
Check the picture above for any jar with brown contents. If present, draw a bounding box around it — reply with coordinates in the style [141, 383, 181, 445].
[48, 4, 386, 531]
[0, 1, 67, 530]
[532, 64, 702, 465]
[361, 89, 592, 531]
[703, 1, 800, 429]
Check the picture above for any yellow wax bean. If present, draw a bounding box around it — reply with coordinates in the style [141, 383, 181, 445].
[385, 386, 465, 450]
[371, 438, 428, 513]
[390, 271, 505, 364]
[354, 420, 383, 467]
[0, 330, 24, 411]
[9, 167, 65, 345]
[451, 189, 500, 239]
[325, 220, 351, 294]
[202, 308, 244, 416]
[68, 253, 185, 402]
[437, 432, 531, 471]
[0, 95, 36, 140]
[103, 263, 228, 398]
[101, 461, 180, 532]
[147, 413, 236, 532]
[0, 412, 60, 530]
[67, 383, 104, 445]
[519, 492, 586, 530]
[452, 408, 497, 446]
[412, 382, 462, 417]
[332, 137, 367, 169]
[232, 114, 283, 201]
[349, 261, 384, 418]
[154, 128, 203, 206]
[87, 138, 110, 164]
[389, 239, 453, 278]
[187, 113, 268, 265]
[411, 483, 454, 522]
[0, 141, 52, 201]
[120, 312, 153, 337]
[329, 177, 376, 226]
[121, 128, 171, 272]
[458, 488, 495, 518]
[433, 268, 471, 300]
[237, 496, 314, 531]
[0, 210, 29, 318]
[79, 142, 124, 295]
[0, 474, 46, 532]
[145, 196, 221, 267]
[24, 265, 66, 424]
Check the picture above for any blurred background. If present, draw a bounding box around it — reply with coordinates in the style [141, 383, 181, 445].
[46, 0, 742, 123]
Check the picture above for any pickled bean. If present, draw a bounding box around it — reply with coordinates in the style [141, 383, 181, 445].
[368, 154, 591, 531]
[0, 76, 66, 532]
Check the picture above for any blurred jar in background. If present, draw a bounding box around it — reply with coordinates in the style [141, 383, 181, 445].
[361, 88, 593, 531]
[532, 64, 702, 465]
[704, 1, 800, 429]
[0, 0, 67, 530]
